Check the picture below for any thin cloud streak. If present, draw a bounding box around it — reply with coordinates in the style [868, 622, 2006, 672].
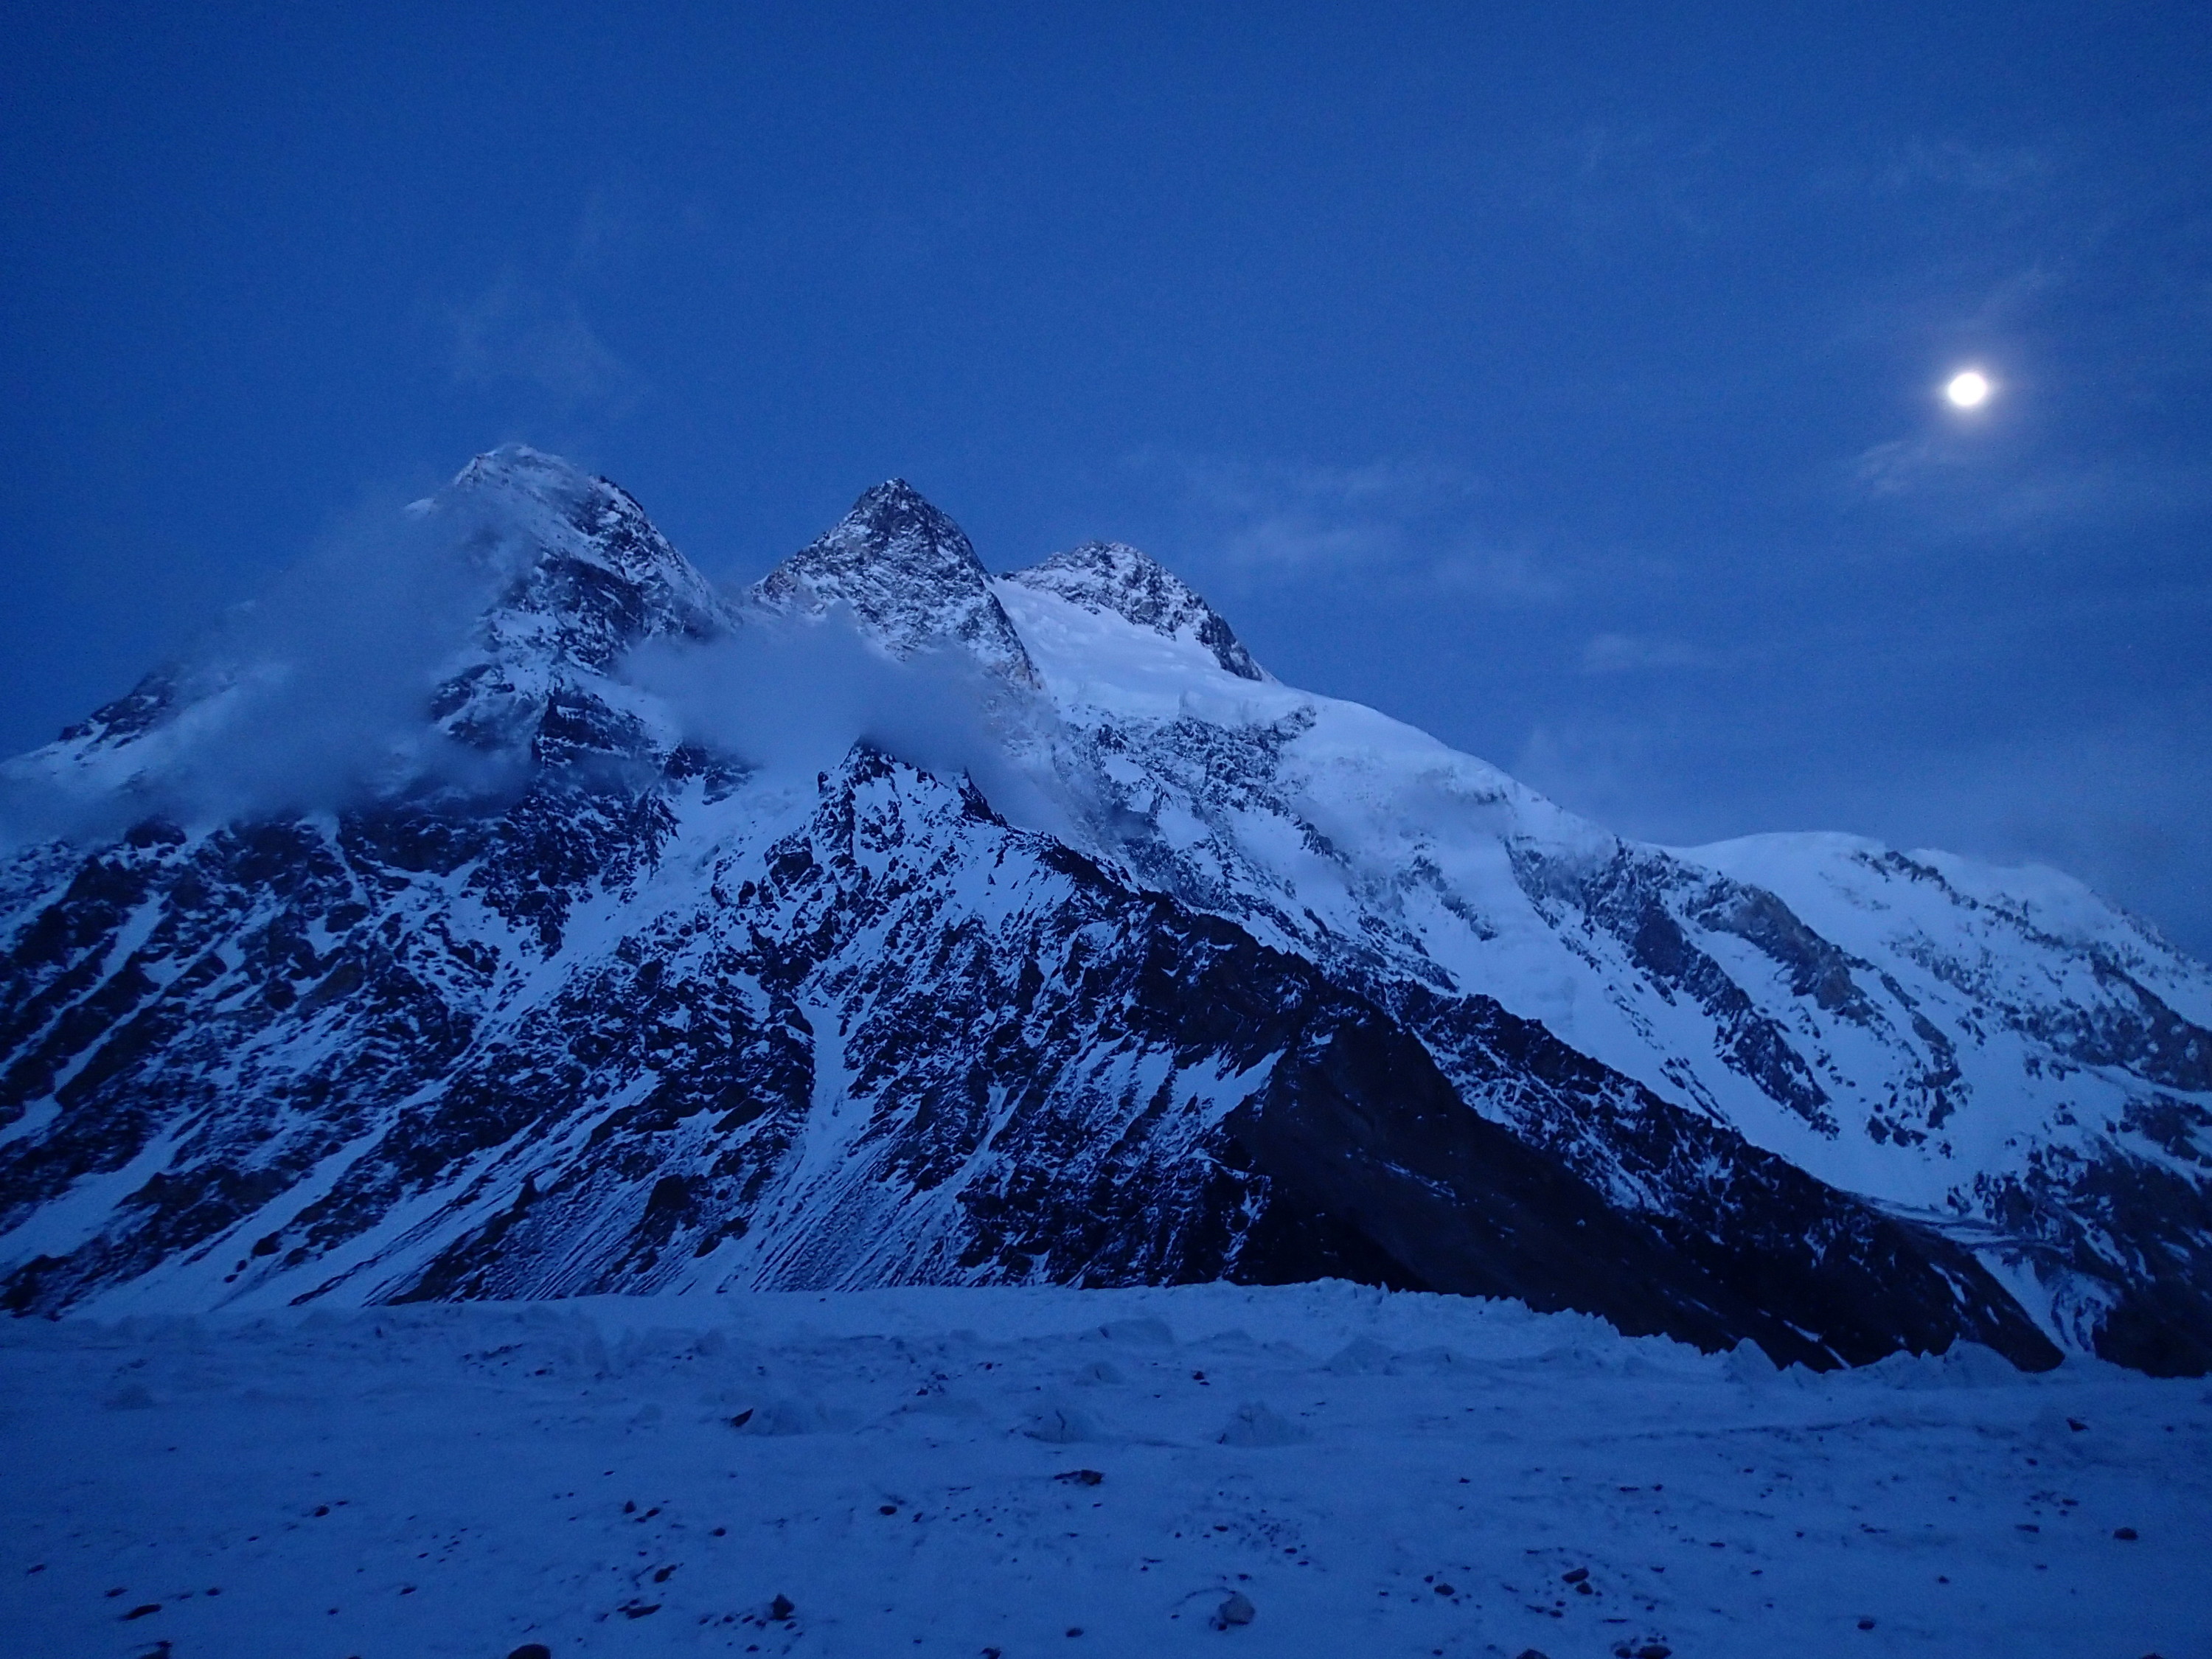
[451, 276, 644, 416]
[1124, 450, 1573, 604]
[1579, 632, 1703, 675]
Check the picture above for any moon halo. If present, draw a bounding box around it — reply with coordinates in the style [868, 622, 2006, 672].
[1944, 369, 1992, 409]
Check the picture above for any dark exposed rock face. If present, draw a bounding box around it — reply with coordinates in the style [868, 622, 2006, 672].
[1387, 984, 2056, 1369]
[0, 448, 2202, 1375]
[1510, 844, 1844, 1135]
[754, 480, 1038, 686]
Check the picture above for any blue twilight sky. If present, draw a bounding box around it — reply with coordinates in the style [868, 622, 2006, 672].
[4, 4, 2209, 951]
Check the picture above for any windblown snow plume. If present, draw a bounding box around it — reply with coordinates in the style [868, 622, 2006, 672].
[0, 487, 538, 843]
[625, 619, 1078, 844]
[0, 451, 1070, 851]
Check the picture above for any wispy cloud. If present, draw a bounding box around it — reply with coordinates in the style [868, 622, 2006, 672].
[1579, 632, 1702, 675]
[451, 276, 643, 415]
[1517, 122, 1730, 250]
[1846, 433, 2211, 540]
[1127, 451, 1571, 603]
[1848, 434, 1968, 501]
[1430, 546, 1568, 605]
[1823, 137, 2054, 198]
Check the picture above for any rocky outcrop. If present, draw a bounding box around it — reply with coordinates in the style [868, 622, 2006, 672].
[754, 480, 1037, 686]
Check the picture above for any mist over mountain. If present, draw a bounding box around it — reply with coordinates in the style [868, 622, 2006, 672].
[1, 448, 2207, 1380]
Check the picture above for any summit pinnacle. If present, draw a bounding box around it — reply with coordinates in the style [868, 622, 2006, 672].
[753, 481, 1039, 686]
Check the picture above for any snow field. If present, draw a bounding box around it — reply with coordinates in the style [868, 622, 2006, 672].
[1, 1281, 2205, 1659]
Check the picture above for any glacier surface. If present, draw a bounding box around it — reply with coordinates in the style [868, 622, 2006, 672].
[1, 1282, 2205, 1658]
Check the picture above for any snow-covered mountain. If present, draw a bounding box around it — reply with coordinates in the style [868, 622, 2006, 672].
[1, 448, 2205, 1374]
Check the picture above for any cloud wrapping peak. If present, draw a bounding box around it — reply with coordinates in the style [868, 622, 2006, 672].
[0, 465, 1079, 856]
[0, 487, 545, 846]
[627, 613, 1077, 842]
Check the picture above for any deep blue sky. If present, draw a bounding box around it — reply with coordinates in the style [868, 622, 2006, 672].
[4, 3, 2209, 950]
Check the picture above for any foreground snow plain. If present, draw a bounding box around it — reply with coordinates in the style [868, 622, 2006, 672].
[4, 1284, 2206, 1659]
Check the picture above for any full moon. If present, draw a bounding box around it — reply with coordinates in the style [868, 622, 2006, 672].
[1945, 369, 1992, 408]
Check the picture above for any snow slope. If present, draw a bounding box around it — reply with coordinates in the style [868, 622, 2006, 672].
[990, 558, 2212, 1370]
[1, 1284, 2205, 1659]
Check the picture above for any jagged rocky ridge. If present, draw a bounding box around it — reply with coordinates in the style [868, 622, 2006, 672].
[1, 448, 2206, 1374]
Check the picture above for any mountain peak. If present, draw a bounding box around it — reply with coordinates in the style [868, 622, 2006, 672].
[1003, 540, 1267, 681]
[849, 476, 939, 519]
[439, 448, 724, 639]
[450, 441, 586, 495]
[25, 446, 728, 795]
[752, 481, 1039, 686]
